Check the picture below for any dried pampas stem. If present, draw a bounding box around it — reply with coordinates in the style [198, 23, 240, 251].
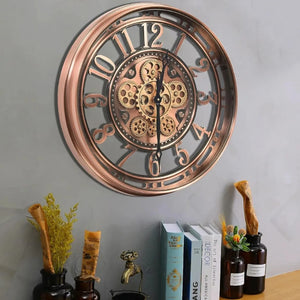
[234, 180, 259, 235]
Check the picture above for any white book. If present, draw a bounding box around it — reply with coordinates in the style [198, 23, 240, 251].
[203, 224, 222, 300]
[188, 225, 213, 300]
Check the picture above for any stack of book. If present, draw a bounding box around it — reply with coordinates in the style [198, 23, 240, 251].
[160, 222, 222, 300]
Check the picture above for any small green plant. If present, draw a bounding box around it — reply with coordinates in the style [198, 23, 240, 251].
[29, 193, 78, 273]
[225, 225, 250, 252]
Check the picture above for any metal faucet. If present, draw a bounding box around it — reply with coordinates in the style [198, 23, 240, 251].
[120, 250, 143, 292]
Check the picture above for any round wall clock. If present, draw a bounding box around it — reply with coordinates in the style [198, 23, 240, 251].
[57, 3, 237, 196]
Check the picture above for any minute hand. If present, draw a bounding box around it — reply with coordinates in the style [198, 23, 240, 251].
[154, 52, 169, 167]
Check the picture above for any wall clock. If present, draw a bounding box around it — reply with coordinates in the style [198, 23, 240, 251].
[57, 3, 237, 196]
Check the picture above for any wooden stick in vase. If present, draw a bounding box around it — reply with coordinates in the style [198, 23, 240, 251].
[234, 180, 259, 235]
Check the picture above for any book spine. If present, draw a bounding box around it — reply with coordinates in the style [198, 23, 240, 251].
[189, 226, 212, 300]
[161, 230, 184, 300]
[183, 237, 201, 300]
[210, 232, 222, 300]
[200, 235, 212, 300]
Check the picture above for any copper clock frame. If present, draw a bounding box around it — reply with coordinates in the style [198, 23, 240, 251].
[57, 3, 237, 196]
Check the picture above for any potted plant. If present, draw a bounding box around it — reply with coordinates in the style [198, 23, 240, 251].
[220, 218, 250, 299]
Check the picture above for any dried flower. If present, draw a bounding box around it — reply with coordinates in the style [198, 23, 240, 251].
[233, 234, 240, 243]
[221, 216, 229, 248]
[29, 193, 78, 273]
[239, 228, 246, 236]
[226, 225, 234, 234]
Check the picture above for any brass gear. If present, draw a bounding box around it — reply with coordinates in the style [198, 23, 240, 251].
[136, 80, 172, 121]
[141, 59, 163, 82]
[161, 116, 176, 136]
[147, 121, 157, 137]
[130, 116, 148, 137]
[168, 81, 188, 108]
[117, 81, 138, 109]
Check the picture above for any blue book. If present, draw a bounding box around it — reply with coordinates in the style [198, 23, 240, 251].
[183, 232, 202, 300]
[188, 225, 213, 300]
[160, 222, 184, 300]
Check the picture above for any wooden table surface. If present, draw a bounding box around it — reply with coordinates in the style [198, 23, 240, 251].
[220, 270, 300, 300]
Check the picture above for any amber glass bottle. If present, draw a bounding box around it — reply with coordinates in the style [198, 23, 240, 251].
[33, 269, 73, 300]
[221, 248, 245, 299]
[72, 277, 100, 300]
[241, 232, 267, 294]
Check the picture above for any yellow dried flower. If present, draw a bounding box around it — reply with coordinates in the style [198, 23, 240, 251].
[233, 234, 240, 243]
[29, 193, 78, 273]
[220, 215, 229, 247]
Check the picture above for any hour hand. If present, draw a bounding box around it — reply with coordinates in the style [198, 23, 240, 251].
[154, 52, 169, 103]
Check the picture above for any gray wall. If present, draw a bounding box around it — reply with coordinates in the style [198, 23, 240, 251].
[1, 0, 299, 299]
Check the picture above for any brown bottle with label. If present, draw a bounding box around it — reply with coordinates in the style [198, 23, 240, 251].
[221, 248, 245, 299]
[241, 232, 267, 294]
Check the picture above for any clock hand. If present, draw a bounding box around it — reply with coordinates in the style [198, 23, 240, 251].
[155, 101, 162, 168]
[154, 52, 169, 168]
[155, 51, 169, 102]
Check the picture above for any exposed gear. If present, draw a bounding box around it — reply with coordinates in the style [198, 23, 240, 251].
[111, 51, 194, 149]
[147, 122, 157, 137]
[141, 59, 163, 82]
[130, 116, 148, 137]
[117, 81, 138, 109]
[136, 80, 172, 121]
[168, 81, 188, 108]
[161, 116, 176, 136]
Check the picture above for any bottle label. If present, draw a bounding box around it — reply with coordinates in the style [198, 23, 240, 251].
[230, 272, 245, 286]
[246, 264, 266, 277]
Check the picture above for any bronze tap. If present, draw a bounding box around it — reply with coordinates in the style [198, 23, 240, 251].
[120, 250, 143, 292]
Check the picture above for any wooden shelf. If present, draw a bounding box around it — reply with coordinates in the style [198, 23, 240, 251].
[220, 270, 300, 300]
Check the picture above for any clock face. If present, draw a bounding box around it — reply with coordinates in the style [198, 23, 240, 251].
[57, 3, 237, 196]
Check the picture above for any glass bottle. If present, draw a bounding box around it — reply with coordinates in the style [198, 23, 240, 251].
[241, 232, 267, 294]
[33, 269, 73, 300]
[221, 248, 245, 299]
[72, 276, 100, 300]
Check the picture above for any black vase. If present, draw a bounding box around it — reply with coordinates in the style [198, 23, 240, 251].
[33, 269, 73, 300]
[111, 290, 147, 300]
[72, 276, 100, 300]
[221, 248, 245, 299]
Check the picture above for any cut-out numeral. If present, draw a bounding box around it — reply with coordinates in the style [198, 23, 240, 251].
[189, 58, 210, 77]
[93, 124, 115, 144]
[112, 29, 135, 57]
[192, 123, 211, 140]
[88, 55, 116, 81]
[117, 144, 137, 168]
[197, 91, 218, 105]
[174, 141, 190, 166]
[142, 23, 164, 48]
[83, 93, 108, 108]
[148, 152, 160, 176]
